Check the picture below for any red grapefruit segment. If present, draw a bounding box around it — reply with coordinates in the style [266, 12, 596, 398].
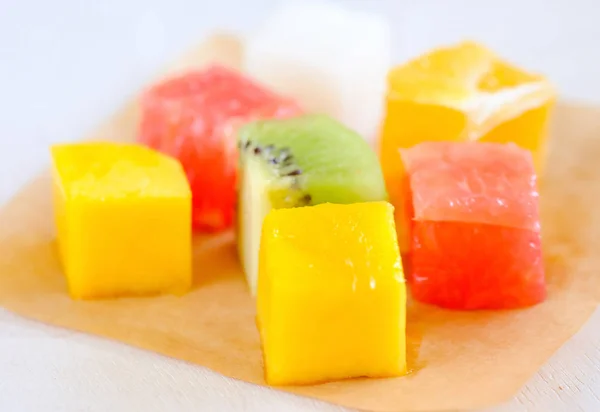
[400, 141, 540, 231]
[137, 65, 302, 232]
[402, 141, 546, 310]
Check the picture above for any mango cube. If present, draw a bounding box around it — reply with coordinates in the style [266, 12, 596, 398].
[51, 142, 192, 299]
[257, 201, 406, 386]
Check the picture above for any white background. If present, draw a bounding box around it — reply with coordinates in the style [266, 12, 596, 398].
[1, 0, 600, 411]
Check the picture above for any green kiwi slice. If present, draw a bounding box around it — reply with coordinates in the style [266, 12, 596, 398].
[236, 114, 388, 296]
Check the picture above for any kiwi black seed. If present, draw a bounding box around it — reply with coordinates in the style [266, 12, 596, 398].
[239, 138, 310, 206]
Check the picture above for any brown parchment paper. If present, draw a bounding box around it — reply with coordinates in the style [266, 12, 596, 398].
[0, 33, 599, 412]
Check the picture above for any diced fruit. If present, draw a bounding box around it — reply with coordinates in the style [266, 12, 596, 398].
[401, 141, 546, 310]
[137, 65, 302, 232]
[50, 142, 192, 300]
[257, 202, 407, 385]
[379, 41, 555, 252]
[411, 221, 545, 309]
[245, 0, 391, 142]
[237, 114, 388, 296]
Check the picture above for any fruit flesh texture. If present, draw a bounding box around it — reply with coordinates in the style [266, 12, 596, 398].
[401, 141, 545, 310]
[245, 0, 391, 142]
[51, 142, 192, 300]
[236, 156, 273, 298]
[257, 202, 406, 385]
[237, 114, 388, 296]
[137, 64, 302, 232]
[402, 141, 541, 230]
[411, 221, 545, 309]
[380, 42, 554, 252]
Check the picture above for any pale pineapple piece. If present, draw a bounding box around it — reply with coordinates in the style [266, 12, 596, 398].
[245, 0, 391, 142]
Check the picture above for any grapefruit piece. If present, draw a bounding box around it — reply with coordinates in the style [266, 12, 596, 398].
[401, 141, 546, 310]
[137, 65, 302, 232]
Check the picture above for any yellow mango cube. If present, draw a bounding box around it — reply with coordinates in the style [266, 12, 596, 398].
[257, 201, 407, 386]
[51, 142, 192, 299]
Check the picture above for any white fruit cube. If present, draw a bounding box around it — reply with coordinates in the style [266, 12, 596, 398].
[245, 0, 392, 143]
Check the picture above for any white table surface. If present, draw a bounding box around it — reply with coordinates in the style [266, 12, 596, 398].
[2, 0, 600, 411]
